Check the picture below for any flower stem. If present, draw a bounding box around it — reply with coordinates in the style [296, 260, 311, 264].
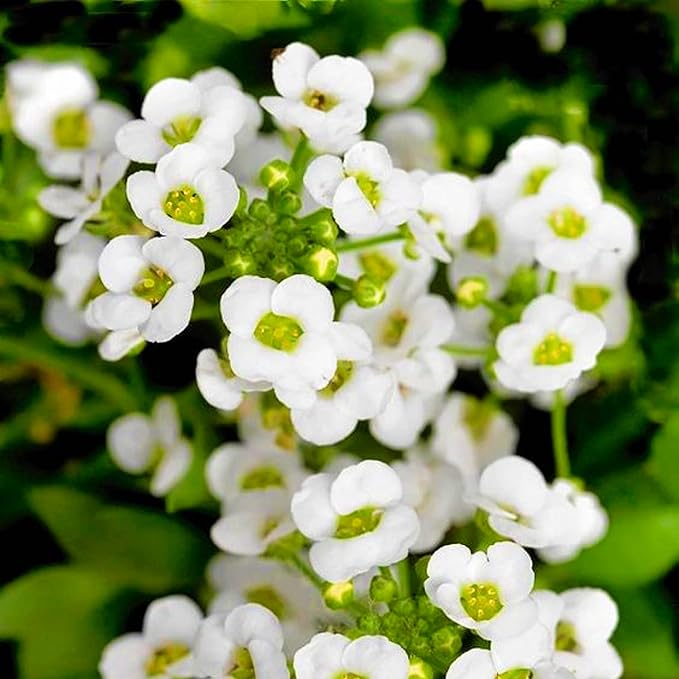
[551, 389, 571, 478]
[288, 552, 326, 591]
[441, 343, 490, 357]
[199, 266, 230, 287]
[396, 558, 411, 598]
[290, 136, 314, 191]
[197, 237, 226, 260]
[335, 231, 405, 253]
[546, 270, 558, 294]
[0, 263, 52, 296]
[333, 273, 355, 291]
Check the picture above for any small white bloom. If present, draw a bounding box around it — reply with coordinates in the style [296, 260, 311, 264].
[211, 489, 296, 556]
[193, 604, 288, 679]
[447, 648, 574, 679]
[207, 554, 330, 653]
[87, 234, 204, 344]
[474, 456, 580, 549]
[360, 28, 445, 109]
[537, 480, 608, 563]
[196, 347, 269, 411]
[407, 171, 480, 262]
[505, 171, 635, 273]
[107, 396, 191, 496]
[98, 328, 145, 362]
[424, 541, 537, 640]
[206, 442, 306, 506]
[11, 61, 131, 179]
[493, 294, 606, 393]
[431, 393, 518, 491]
[374, 109, 442, 172]
[116, 76, 246, 166]
[304, 140, 422, 235]
[39, 151, 129, 244]
[260, 42, 373, 150]
[126, 143, 239, 239]
[99, 595, 202, 679]
[221, 274, 369, 409]
[393, 448, 471, 552]
[291, 460, 420, 582]
[294, 633, 410, 679]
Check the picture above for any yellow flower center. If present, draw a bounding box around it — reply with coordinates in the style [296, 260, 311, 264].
[465, 216, 498, 256]
[145, 642, 190, 676]
[303, 89, 338, 111]
[522, 166, 553, 195]
[352, 172, 381, 208]
[161, 115, 202, 146]
[573, 284, 611, 312]
[254, 312, 304, 352]
[533, 332, 573, 365]
[320, 361, 354, 397]
[548, 206, 587, 239]
[460, 582, 503, 621]
[359, 251, 396, 282]
[245, 585, 287, 619]
[53, 108, 91, 149]
[462, 397, 495, 442]
[498, 669, 534, 679]
[555, 621, 579, 652]
[381, 309, 408, 347]
[163, 185, 204, 225]
[240, 465, 285, 491]
[228, 646, 255, 679]
[335, 506, 383, 539]
[133, 266, 173, 305]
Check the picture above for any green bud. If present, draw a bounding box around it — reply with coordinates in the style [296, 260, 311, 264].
[409, 657, 435, 679]
[274, 190, 303, 215]
[301, 245, 338, 282]
[269, 257, 296, 281]
[504, 265, 539, 305]
[381, 611, 403, 633]
[456, 276, 489, 309]
[260, 159, 294, 192]
[306, 211, 338, 244]
[249, 198, 272, 222]
[409, 635, 432, 658]
[224, 249, 257, 277]
[462, 125, 492, 167]
[357, 613, 382, 635]
[288, 236, 308, 257]
[432, 625, 462, 657]
[353, 274, 386, 308]
[416, 595, 439, 621]
[323, 580, 355, 610]
[392, 599, 417, 617]
[370, 575, 397, 603]
[235, 187, 249, 217]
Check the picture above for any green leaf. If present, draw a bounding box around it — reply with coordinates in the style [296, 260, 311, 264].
[0, 566, 124, 679]
[29, 486, 212, 593]
[613, 586, 679, 679]
[648, 414, 679, 502]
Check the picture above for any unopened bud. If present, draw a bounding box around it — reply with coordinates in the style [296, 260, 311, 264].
[409, 657, 434, 679]
[305, 211, 338, 244]
[224, 249, 257, 277]
[249, 198, 272, 222]
[323, 580, 355, 610]
[301, 245, 338, 282]
[456, 276, 489, 309]
[274, 190, 302, 215]
[260, 159, 294, 192]
[369, 575, 397, 603]
[353, 274, 386, 308]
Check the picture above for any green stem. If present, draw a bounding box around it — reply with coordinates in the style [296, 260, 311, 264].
[199, 266, 230, 287]
[197, 237, 226, 260]
[551, 389, 570, 478]
[441, 343, 490, 357]
[1, 263, 52, 296]
[288, 552, 326, 591]
[482, 298, 514, 320]
[546, 270, 558, 294]
[289, 136, 314, 191]
[335, 231, 405, 253]
[333, 273, 355, 291]
[396, 558, 411, 598]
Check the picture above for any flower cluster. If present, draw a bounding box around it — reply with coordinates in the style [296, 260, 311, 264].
[6, 28, 637, 679]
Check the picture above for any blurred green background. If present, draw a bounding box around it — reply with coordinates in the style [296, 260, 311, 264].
[0, 1, 677, 678]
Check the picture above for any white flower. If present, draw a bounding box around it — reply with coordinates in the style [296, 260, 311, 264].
[99, 595, 202, 679]
[126, 143, 239, 239]
[550, 588, 623, 679]
[493, 294, 606, 393]
[486, 135, 595, 213]
[106, 396, 191, 496]
[393, 448, 471, 552]
[221, 274, 370, 409]
[447, 649, 574, 679]
[505, 171, 635, 273]
[211, 489, 296, 556]
[193, 604, 288, 679]
[260, 42, 373, 150]
[424, 541, 537, 641]
[99, 328, 145, 362]
[39, 151, 129, 244]
[407, 171, 480, 262]
[11, 61, 131, 179]
[304, 140, 422, 235]
[537, 480, 608, 563]
[43, 232, 106, 345]
[206, 554, 330, 653]
[87, 234, 204, 343]
[206, 442, 306, 506]
[294, 633, 410, 679]
[360, 28, 445, 109]
[373, 109, 442, 172]
[291, 460, 420, 582]
[115, 76, 246, 166]
[431, 393, 518, 491]
[474, 456, 580, 549]
[553, 252, 632, 348]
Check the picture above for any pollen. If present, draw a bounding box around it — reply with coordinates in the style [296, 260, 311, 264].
[254, 312, 304, 352]
[163, 185, 205, 225]
[335, 506, 384, 539]
[533, 332, 574, 365]
[460, 582, 503, 621]
[548, 206, 587, 239]
[132, 266, 174, 305]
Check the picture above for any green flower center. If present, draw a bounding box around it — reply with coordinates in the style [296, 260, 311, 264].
[381, 309, 408, 347]
[133, 266, 174, 305]
[335, 506, 383, 539]
[359, 251, 397, 282]
[555, 621, 579, 652]
[533, 332, 573, 365]
[163, 185, 205, 225]
[456, 276, 489, 309]
[53, 108, 91, 149]
[320, 361, 354, 398]
[462, 397, 495, 442]
[498, 669, 534, 679]
[229, 646, 255, 679]
[303, 89, 338, 111]
[254, 312, 304, 352]
[246, 585, 287, 619]
[145, 642, 190, 676]
[334, 674, 367, 679]
[548, 206, 587, 239]
[573, 284, 611, 312]
[161, 115, 202, 146]
[259, 516, 281, 539]
[465, 216, 498, 257]
[352, 172, 381, 208]
[240, 465, 285, 491]
[460, 582, 503, 621]
[522, 166, 553, 195]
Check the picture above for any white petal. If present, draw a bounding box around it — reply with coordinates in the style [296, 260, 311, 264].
[98, 328, 144, 361]
[155, 142, 212, 190]
[342, 635, 409, 679]
[333, 177, 382, 234]
[291, 398, 357, 446]
[143, 595, 203, 646]
[38, 186, 88, 218]
[143, 236, 204, 288]
[270, 274, 334, 332]
[304, 155, 344, 207]
[306, 56, 374, 107]
[115, 119, 168, 163]
[479, 457, 548, 518]
[141, 78, 201, 127]
[195, 168, 239, 228]
[141, 284, 193, 342]
[224, 602, 284, 648]
[291, 473, 337, 540]
[126, 171, 163, 226]
[446, 649, 496, 679]
[330, 460, 402, 514]
[272, 42, 319, 99]
[343, 141, 392, 181]
[221, 276, 275, 336]
[150, 441, 191, 496]
[99, 234, 148, 291]
[196, 349, 244, 411]
[89, 292, 150, 330]
[98, 633, 149, 679]
[107, 414, 154, 473]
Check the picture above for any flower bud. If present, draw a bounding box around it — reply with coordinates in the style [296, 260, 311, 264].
[323, 580, 355, 610]
[274, 190, 303, 215]
[357, 613, 382, 634]
[370, 575, 397, 603]
[223, 249, 257, 277]
[353, 274, 386, 308]
[301, 245, 338, 282]
[456, 276, 489, 309]
[249, 198, 272, 222]
[432, 625, 462, 658]
[259, 159, 294, 193]
[305, 211, 338, 244]
[392, 598, 417, 617]
[408, 657, 434, 679]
